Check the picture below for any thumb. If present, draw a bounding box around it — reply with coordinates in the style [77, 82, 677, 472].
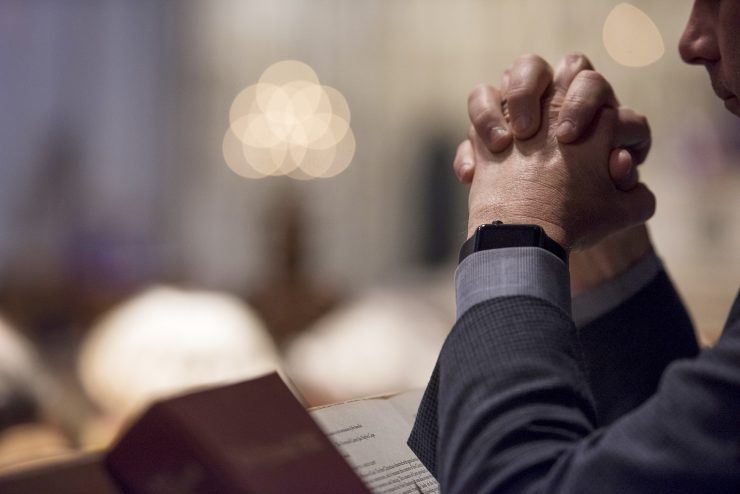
[453, 140, 475, 184]
[615, 182, 656, 229]
[609, 148, 638, 191]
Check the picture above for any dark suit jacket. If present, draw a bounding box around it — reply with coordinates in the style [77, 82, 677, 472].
[408, 271, 740, 493]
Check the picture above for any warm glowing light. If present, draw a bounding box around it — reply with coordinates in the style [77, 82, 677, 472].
[259, 59, 320, 88]
[603, 3, 665, 67]
[77, 286, 281, 418]
[225, 60, 356, 180]
[223, 127, 267, 179]
[285, 291, 451, 402]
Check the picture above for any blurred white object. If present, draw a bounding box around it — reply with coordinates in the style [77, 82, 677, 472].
[285, 288, 452, 403]
[77, 286, 280, 419]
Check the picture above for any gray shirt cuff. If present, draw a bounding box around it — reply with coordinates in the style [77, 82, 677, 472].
[571, 251, 662, 327]
[455, 247, 571, 320]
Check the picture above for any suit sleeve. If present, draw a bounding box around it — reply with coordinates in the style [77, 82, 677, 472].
[409, 249, 740, 493]
[575, 260, 700, 424]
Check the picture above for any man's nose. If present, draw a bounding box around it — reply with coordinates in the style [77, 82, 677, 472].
[678, 1, 719, 65]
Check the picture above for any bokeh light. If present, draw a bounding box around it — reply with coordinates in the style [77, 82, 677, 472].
[285, 290, 450, 404]
[603, 3, 665, 67]
[224, 60, 356, 180]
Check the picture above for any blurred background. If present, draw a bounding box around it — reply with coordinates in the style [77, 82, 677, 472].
[0, 0, 738, 472]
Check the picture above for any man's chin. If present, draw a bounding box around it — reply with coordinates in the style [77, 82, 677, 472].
[723, 96, 740, 116]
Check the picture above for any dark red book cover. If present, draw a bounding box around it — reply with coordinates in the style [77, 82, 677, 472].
[105, 373, 370, 494]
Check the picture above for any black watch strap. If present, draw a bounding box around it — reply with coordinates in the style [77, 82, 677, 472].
[459, 221, 568, 264]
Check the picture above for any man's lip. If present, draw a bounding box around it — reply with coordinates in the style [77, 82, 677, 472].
[708, 71, 733, 100]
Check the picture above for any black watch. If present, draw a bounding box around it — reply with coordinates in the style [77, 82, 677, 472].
[459, 221, 568, 264]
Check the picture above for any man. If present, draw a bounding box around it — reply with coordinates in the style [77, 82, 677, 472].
[408, 1, 740, 492]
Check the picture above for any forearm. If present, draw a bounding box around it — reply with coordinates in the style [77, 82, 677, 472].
[436, 296, 595, 493]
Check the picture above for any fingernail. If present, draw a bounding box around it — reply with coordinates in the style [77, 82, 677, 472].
[460, 162, 474, 179]
[490, 127, 509, 149]
[491, 126, 508, 139]
[618, 168, 636, 191]
[626, 164, 638, 185]
[557, 121, 575, 140]
[513, 116, 531, 135]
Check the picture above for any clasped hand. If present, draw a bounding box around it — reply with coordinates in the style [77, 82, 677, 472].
[460, 53, 656, 251]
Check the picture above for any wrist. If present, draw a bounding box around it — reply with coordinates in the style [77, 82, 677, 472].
[468, 213, 570, 251]
[569, 226, 653, 295]
[461, 221, 568, 265]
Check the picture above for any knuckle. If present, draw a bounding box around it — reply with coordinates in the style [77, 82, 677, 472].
[619, 106, 637, 118]
[563, 51, 585, 62]
[469, 107, 498, 129]
[577, 69, 608, 86]
[500, 69, 511, 91]
[507, 55, 553, 99]
[517, 53, 546, 66]
[467, 83, 491, 105]
[621, 107, 651, 132]
[562, 92, 593, 117]
[467, 125, 477, 142]
[564, 90, 591, 105]
[505, 84, 537, 103]
[563, 52, 592, 70]
[469, 82, 491, 95]
[566, 71, 616, 109]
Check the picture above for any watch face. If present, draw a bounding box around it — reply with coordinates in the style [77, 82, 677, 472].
[475, 224, 543, 250]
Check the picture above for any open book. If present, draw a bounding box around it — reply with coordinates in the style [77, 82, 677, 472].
[311, 390, 439, 494]
[0, 374, 439, 493]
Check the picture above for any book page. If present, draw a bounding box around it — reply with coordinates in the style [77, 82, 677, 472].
[386, 389, 425, 427]
[310, 396, 439, 494]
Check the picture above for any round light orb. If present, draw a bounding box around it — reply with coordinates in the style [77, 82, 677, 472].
[224, 61, 356, 180]
[258, 60, 320, 87]
[222, 127, 267, 179]
[603, 3, 665, 67]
